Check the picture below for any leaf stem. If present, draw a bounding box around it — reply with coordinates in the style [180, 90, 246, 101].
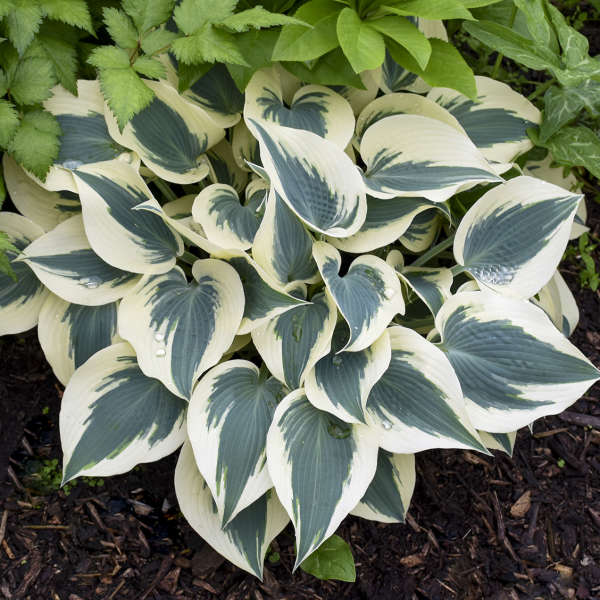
[154, 178, 178, 203]
[179, 250, 198, 266]
[527, 77, 556, 101]
[410, 234, 456, 267]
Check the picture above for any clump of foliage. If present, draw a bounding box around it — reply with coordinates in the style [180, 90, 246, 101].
[0, 0, 599, 583]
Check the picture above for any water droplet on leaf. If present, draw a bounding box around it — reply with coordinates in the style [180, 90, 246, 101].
[382, 420, 392, 431]
[155, 348, 166, 357]
[154, 332, 164, 342]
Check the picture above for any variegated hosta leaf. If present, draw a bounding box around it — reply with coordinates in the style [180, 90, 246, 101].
[0, 212, 49, 335]
[19, 215, 140, 306]
[252, 291, 337, 390]
[427, 76, 541, 165]
[226, 253, 308, 334]
[479, 430, 517, 456]
[245, 118, 367, 237]
[187, 360, 286, 524]
[207, 138, 249, 193]
[61, 342, 187, 482]
[454, 176, 582, 299]
[37, 294, 121, 386]
[350, 450, 415, 523]
[45, 80, 131, 170]
[313, 242, 405, 352]
[175, 441, 289, 579]
[365, 326, 486, 453]
[3, 155, 80, 231]
[380, 50, 428, 95]
[328, 195, 441, 254]
[251, 191, 319, 286]
[361, 114, 502, 202]
[182, 63, 244, 128]
[232, 120, 261, 172]
[334, 69, 381, 116]
[245, 68, 355, 149]
[118, 261, 244, 399]
[523, 154, 587, 240]
[435, 291, 600, 432]
[266, 390, 379, 568]
[305, 325, 391, 424]
[192, 184, 262, 251]
[355, 93, 464, 142]
[399, 209, 442, 253]
[73, 161, 183, 274]
[387, 250, 452, 317]
[105, 80, 225, 184]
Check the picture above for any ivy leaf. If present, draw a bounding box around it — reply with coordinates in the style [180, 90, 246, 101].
[171, 25, 248, 65]
[7, 109, 61, 179]
[88, 46, 155, 130]
[272, 0, 340, 62]
[337, 8, 385, 73]
[0, 232, 18, 282]
[545, 2, 589, 69]
[541, 126, 600, 180]
[140, 26, 179, 55]
[0, 99, 19, 148]
[540, 82, 600, 143]
[103, 7, 139, 49]
[133, 55, 166, 78]
[9, 56, 57, 105]
[173, 0, 237, 34]
[5, 1, 44, 55]
[219, 6, 308, 32]
[388, 37, 476, 99]
[123, 0, 175, 33]
[368, 15, 431, 70]
[40, 0, 94, 34]
[300, 535, 356, 582]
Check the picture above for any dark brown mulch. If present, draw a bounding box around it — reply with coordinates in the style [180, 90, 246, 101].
[1, 202, 599, 600]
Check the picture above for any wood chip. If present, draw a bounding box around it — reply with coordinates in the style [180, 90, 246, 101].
[510, 490, 532, 518]
[193, 579, 219, 594]
[400, 553, 424, 567]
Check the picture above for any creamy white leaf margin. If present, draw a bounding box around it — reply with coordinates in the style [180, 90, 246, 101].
[252, 291, 337, 389]
[313, 241, 405, 352]
[365, 326, 487, 454]
[73, 161, 183, 274]
[427, 76, 541, 165]
[266, 389, 379, 568]
[105, 80, 225, 184]
[361, 114, 502, 202]
[187, 360, 286, 524]
[3, 154, 80, 231]
[207, 138, 249, 193]
[18, 214, 140, 306]
[454, 176, 581, 299]
[305, 327, 391, 424]
[245, 68, 355, 149]
[175, 441, 289, 579]
[533, 270, 579, 337]
[61, 342, 186, 482]
[245, 118, 367, 237]
[38, 293, 121, 386]
[435, 291, 600, 432]
[478, 430, 517, 456]
[350, 451, 415, 523]
[400, 209, 442, 253]
[0, 212, 49, 335]
[118, 261, 244, 399]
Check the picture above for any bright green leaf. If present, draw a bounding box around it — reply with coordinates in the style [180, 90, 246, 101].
[36, 29, 78, 94]
[103, 8, 139, 49]
[383, 0, 473, 20]
[219, 6, 307, 32]
[133, 55, 166, 78]
[9, 57, 56, 105]
[0, 231, 18, 282]
[272, 0, 340, 62]
[5, 1, 43, 55]
[545, 2, 589, 68]
[40, 0, 94, 34]
[122, 0, 175, 32]
[369, 15, 431, 70]
[174, 0, 237, 34]
[171, 25, 248, 66]
[226, 28, 279, 90]
[0, 99, 19, 147]
[140, 26, 179, 55]
[8, 109, 61, 179]
[336, 8, 386, 73]
[300, 535, 356, 582]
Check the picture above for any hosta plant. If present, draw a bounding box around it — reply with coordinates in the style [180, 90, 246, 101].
[1, 34, 599, 579]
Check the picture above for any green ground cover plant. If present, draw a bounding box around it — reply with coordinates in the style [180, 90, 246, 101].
[0, 0, 599, 582]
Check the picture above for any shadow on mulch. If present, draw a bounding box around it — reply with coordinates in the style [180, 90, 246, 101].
[1, 197, 599, 599]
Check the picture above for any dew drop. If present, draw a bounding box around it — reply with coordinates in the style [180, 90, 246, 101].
[154, 332, 165, 342]
[78, 276, 101, 289]
[155, 348, 166, 357]
[382, 420, 392, 431]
